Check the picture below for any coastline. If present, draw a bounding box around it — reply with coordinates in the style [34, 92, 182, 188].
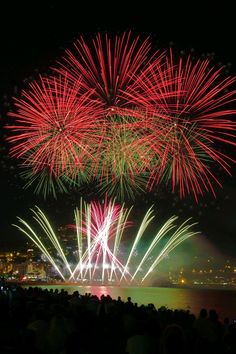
[6, 279, 236, 291]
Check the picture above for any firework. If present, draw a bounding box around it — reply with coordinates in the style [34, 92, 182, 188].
[125, 50, 236, 200]
[89, 114, 157, 200]
[13, 199, 199, 284]
[6, 32, 236, 201]
[56, 31, 164, 113]
[7, 75, 105, 178]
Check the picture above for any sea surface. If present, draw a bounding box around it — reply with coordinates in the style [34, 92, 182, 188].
[23, 284, 236, 323]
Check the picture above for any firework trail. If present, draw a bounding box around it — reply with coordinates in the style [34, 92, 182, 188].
[56, 31, 164, 112]
[7, 75, 105, 175]
[6, 32, 236, 201]
[13, 199, 199, 284]
[125, 49, 236, 200]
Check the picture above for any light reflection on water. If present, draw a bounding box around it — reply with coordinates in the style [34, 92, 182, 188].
[26, 285, 236, 322]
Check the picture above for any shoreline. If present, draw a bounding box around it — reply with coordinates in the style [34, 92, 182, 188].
[6, 280, 236, 291]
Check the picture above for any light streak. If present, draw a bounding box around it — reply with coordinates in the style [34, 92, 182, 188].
[13, 199, 199, 284]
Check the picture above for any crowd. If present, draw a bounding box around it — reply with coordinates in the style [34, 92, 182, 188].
[0, 283, 236, 354]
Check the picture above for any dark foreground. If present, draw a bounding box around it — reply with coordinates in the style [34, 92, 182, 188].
[0, 283, 236, 354]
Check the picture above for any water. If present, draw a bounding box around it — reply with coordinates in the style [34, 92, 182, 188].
[28, 284, 236, 322]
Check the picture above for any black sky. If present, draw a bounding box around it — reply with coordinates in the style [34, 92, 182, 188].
[0, 1, 235, 257]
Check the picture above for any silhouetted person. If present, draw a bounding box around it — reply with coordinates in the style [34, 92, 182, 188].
[160, 323, 187, 354]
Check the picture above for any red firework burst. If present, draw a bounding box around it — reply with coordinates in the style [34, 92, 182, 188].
[127, 50, 236, 200]
[55, 31, 164, 114]
[6, 32, 236, 201]
[7, 75, 105, 177]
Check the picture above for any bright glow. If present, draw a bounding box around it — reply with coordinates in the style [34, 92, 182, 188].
[13, 199, 199, 285]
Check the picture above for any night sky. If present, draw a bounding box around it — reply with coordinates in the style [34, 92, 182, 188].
[0, 1, 235, 259]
